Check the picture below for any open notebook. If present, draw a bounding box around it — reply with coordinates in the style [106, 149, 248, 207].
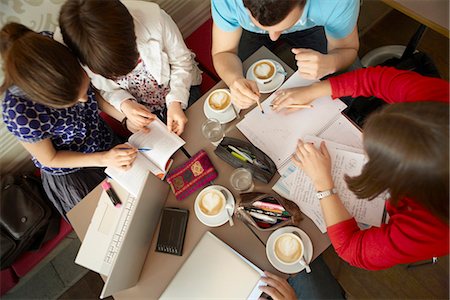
[105, 118, 185, 197]
[160, 231, 265, 299]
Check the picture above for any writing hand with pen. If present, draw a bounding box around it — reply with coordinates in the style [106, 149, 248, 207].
[101, 144, 139, 171]
[229, 77, 262, 110]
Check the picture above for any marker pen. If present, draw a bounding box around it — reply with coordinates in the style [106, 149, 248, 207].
[101, 181, 122, 208]
[249, 211, 277, 224]
[253, 201, 285, 211]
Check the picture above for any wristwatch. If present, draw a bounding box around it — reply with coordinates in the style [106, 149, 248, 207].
[316, 188, 337, 200]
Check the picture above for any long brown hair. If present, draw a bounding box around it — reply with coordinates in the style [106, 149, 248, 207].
[0, 22, 84, 107]
[345, 101, 449, 223]
[59, 0, 139, 79]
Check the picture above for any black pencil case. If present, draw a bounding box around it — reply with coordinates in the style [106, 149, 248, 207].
[214, 137, 277, 184]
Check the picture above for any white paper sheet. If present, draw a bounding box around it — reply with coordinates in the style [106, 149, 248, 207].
[236, 72, 347, 169]
[289, 144, 387, 232]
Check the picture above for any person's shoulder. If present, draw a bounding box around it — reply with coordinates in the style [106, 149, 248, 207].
[123, 0, 161, 20]
[211, 0, 243, 31]
[311, 0, 358, 18]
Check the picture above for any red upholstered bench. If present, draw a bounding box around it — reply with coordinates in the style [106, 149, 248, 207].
[185, 18, 219, 82]
[1, 218, 73, 296]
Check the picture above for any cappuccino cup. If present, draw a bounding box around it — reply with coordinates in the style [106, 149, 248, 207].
[197, 188, 226, 218]
[252, 59, 276, 85]
[273, 232, 304, 265]
[207, 89, 232, 113]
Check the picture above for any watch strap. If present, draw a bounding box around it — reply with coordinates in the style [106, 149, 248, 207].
[316, 188, 337, 200]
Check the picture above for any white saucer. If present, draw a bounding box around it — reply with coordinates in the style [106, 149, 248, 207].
[194, 185, 235, 227]
[246, 59, 286, 94]
[266, 226, 313, 274]
[203, 98, 241, 124]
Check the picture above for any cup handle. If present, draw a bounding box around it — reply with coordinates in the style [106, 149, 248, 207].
[275, 63, 287, 76]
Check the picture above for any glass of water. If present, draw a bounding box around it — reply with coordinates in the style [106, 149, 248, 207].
[201, 118, 224, 146]
[230, 168, 254, 193]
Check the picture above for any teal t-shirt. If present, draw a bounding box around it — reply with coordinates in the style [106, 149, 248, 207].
[211, 0, 359, 39]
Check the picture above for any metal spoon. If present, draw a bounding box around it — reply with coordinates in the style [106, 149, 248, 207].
[219, 189, 234, 226]
[292, 231, 311, 273]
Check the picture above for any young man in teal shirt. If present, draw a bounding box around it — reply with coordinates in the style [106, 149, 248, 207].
[211, 0, 360, 109]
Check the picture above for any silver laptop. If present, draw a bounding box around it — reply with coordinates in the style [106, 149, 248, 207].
[160, 231, 265, 299]
[75, 172, 169, 298]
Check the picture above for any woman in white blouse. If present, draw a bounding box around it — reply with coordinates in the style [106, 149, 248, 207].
[57, 0, 202, 135]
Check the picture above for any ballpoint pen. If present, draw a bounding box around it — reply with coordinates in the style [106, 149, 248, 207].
[118, 147, 152, 152]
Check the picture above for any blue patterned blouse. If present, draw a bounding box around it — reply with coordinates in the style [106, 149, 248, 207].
[2, 85, 114, 175]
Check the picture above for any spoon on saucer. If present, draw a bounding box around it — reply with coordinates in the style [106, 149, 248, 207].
[219, 189, 234, 226]
[292, 231, 311, 273]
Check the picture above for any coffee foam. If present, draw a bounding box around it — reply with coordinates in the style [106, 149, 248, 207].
[199, 190, 225, 216]
[209, 91, 230, 110]
[274, 234, 302, 263]
[254, 62, 275, 79]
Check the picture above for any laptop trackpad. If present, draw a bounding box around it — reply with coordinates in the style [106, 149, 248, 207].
[98, 203, 120, 235]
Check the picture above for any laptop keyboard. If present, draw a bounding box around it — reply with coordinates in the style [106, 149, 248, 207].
[104, 194, 137, 264]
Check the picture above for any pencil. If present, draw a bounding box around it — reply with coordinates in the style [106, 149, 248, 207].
[256, 98, 265, 114]
[269, 104, 313, 109]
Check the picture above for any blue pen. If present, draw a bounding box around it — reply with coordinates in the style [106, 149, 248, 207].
[118, 147, 152, 152]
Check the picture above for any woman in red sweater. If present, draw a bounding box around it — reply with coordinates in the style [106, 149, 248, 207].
[271, 66, 449, 270]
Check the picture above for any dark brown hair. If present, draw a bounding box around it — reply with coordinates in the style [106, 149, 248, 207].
[243, 0, 306, 27]
[59, 0, 139, 79]
[0, 22, 85, 107]
[346, 102, 449, 223]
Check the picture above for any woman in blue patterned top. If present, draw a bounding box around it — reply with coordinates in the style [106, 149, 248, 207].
[0, 23, 138, 218]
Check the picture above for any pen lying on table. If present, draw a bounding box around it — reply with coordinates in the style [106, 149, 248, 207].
[269, 104, 313, 109]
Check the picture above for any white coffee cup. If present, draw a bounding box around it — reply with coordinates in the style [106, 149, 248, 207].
[196, 188, 226, 218]
[252, 59, 277, 85]
[272, 232, 304, 265]
[206, 89, 232, 113]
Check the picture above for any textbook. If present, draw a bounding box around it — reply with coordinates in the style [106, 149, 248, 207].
[105, 118, 185, 197]
[160, 231, 265, 299]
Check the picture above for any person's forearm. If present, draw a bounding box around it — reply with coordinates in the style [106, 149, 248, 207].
[314, 180, 353, 227]
[212, 52, 245, 87]
[308, 80, 333, 99]
[40, 151, 107, 169]
[97, 92, 126, 121]
[326, 47, 358, 74]
[319, 194, 353, 226]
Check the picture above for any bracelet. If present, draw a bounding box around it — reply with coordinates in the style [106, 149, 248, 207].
[316, 188, 337, 200]
[121, 117, 128, 130]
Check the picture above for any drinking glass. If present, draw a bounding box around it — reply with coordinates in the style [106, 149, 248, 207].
[230, 168, 254, 192]
[201, 118, 224, 146]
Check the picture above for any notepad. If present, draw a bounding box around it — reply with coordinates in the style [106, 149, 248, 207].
[236, 72, 348, 169]
[160, 231, 266, 299]
[105, 118, 185, 197]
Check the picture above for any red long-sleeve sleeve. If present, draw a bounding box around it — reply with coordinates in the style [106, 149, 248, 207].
[325, 67, 449, 270]
[328, 199, 449, 270]
[329, 66, 450, 104]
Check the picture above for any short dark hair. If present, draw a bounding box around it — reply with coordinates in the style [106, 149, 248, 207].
[345, 101, 449, 224]
[243, 0, 306, 26]
[59, 0, 139, 79]
[0, 22, 84, 107]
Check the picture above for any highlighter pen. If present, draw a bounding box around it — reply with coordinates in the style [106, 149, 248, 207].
[101, 181, 122, 208]
[253, 201, 285, 211]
